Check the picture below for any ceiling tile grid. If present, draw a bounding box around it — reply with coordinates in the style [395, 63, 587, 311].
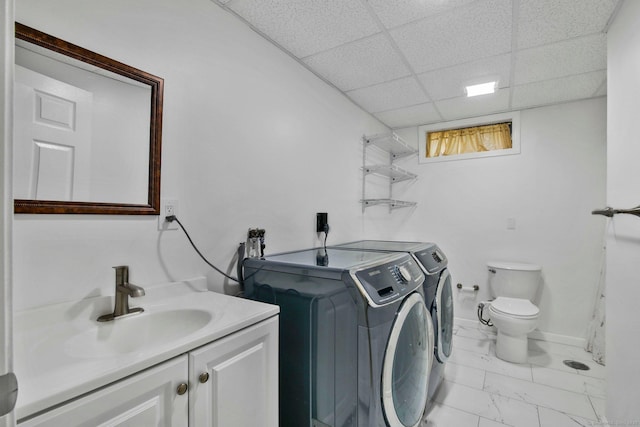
[517, 0, 619, 49]
[389, 0, 513, 74]
[225, 0, 380, 58]
[215, 0, 620, 128]
[512, 70, 606, 110]
[418, 53, 512, 101]
[374, 102, 441, 130]
[367, 0, 478, 30]
[302, 34, 411, 92]
[435, 88, 511, 121]
[514, 33, 607, 85]
[594, 78, 607, 97]
[346, 76, 429, 114]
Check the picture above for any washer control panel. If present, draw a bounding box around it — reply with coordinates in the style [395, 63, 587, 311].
[414, 244, 448, 274]
[353, 255, 424, 306]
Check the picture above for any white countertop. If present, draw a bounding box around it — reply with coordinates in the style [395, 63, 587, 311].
[13, 278, 279, 420]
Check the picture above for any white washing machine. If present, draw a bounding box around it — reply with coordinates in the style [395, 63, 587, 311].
[243, 247, 435, 427]
[330, 241, 453, 401]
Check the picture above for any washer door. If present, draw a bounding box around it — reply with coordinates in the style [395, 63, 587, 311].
[381, 293, 434, 427]
[434, 269, 454, 363]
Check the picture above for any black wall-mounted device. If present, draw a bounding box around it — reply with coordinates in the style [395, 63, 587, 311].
[316, 212, 328, 233]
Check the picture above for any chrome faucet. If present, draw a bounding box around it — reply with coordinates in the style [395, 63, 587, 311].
[97, 266, 145, 322]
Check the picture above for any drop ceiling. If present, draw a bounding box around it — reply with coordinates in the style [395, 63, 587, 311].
[213, 0, 619, 129]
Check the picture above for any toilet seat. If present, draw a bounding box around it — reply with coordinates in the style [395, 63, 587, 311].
[490, 297, 539, 319]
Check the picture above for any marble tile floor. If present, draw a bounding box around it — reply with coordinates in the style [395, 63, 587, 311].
[423, 322, 606, 427]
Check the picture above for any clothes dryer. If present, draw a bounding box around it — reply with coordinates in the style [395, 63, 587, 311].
[330, 241, 453, 401]
[243, 248, 434, 427]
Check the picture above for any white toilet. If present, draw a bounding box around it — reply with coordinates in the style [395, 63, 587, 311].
[485, 261, 542, 363]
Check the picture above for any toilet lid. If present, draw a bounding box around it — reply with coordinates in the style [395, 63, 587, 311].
[491, 297, 539, 318]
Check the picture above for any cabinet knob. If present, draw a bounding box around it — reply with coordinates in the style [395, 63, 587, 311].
[199, 372, 210, 383]
[177, 383, 188, 395]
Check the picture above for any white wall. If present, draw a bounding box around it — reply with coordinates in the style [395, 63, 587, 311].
[369, 98, 607, 342]
[13, 0, 387, 311]
[605, 0, 640, 421]
[12, 0, 607, 347]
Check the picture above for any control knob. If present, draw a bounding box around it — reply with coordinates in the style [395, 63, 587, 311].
[395, 265, 412, 283]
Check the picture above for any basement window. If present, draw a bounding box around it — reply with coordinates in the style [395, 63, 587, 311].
[418, 112, 520, 163]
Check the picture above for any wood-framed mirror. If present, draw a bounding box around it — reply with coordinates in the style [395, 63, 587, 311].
[13, 22, 163, 215]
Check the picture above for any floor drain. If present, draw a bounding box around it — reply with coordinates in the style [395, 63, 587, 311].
[563, 360, 590, 370]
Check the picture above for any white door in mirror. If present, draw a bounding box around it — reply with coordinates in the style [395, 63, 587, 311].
[14, 65, 93, 201]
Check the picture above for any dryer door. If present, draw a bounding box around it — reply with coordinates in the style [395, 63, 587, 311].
[381, 293, 434, 427]
[434, 269, 454, 363]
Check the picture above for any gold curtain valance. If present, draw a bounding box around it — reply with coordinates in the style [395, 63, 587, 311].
[427, 123, 512, 158]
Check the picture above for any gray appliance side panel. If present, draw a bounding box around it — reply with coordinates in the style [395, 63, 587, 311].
[242, 267, 360, 427]
[313, 289, 358, 427]
[243, 265, 348, 299]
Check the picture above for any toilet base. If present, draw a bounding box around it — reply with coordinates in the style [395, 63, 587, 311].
[496, 331, 529, 364]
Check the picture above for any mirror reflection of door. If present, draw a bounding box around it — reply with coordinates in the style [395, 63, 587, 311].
[14, 64, 92, 201]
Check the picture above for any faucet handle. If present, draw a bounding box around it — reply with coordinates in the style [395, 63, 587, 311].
[97, 265, 144, 321]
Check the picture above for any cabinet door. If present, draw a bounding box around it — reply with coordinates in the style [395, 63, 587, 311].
[19, 356, 188, 427]
[189, 316, 278, 427]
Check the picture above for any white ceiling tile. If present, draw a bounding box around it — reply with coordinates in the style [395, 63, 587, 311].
[434, 88, 511, 121]
[227, 0, 379, 58]
[303, 34, 411, 92]
[418, 54, 511, 101]
[512, 71, 606, 110]
[346, 77, 428, 113]
[218, 0, 618, 124]
[390, 0, 512, 73]
[368, 0, 477, 30]
[595, 78, 607, 97]
[514, 34, 606, 85]
[374, 103, 442, 129]
[517, 0, 618, 49]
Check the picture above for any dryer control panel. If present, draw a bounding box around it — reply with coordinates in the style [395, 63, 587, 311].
[352, 255, 424, 307]
[413, 244, 448, 274]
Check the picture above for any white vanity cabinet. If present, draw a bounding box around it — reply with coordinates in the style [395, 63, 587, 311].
[189, 315, 278, 426]
[19, 355, 189, 426]
[18, 317, 278, 427]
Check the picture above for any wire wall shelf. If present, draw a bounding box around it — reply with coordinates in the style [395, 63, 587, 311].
[360, 199, 417, 211]
[362, 164, 417, 183]
[361, 132, 418, 213]
[364, 133, 418, 160]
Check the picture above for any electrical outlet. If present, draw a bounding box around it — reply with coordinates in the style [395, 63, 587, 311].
[158, 199, 179, 230]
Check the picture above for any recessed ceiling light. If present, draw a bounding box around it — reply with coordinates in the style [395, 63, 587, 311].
[465, 82, 496, 97]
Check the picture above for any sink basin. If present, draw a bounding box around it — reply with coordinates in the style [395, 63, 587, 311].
[65, 309, 213, 358]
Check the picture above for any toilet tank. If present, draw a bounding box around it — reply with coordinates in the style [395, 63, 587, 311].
[487, 261, 542, 300]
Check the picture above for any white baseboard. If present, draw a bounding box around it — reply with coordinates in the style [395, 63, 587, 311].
[529, 329, 586, 348]
[454, 317, 586, 348]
